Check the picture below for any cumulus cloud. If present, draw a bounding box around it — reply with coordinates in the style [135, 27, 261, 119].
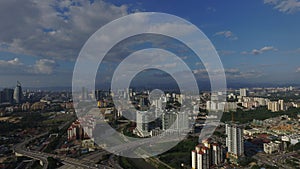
[0, 57, 57, 75]
[34, 59, 57, 74]
[242, 46, 277, 55]
[0, 0, 128, 60]
[0, 58, 23, 66]
[0, 58, 26, 75]
[264, 0, 300, 13]
[214, 30, 238, 40]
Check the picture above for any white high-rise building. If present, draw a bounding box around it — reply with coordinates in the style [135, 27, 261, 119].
[278, 100, 284, 111]
[191, 145, 210, 169]
[13, 81, 23, 104]
[267, 101, 280, 112]
[226, 123, 244, 160]
[136, 111, 150, 137]
[191, 140, 223, 169]
[162, 111, 189, 131]
[239, 88, 247, 97]
[267, 100, 284, 112]
[211, 143, 223, 165]
[206, 101, 218, 111]
[153, 98, 163, 118]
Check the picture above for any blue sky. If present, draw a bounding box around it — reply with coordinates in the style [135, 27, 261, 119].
[0, 0, 299, 88]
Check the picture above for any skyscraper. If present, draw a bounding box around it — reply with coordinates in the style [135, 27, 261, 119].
[13, 81, 23, 104]
[225, 123, 244, 162]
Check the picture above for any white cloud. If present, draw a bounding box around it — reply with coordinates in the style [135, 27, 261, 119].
[0, 0, 128, 60]
[0, 58, 27, 75]
[0, 57, 57, 75]
[296, 67, 300, 72]
[214, 30, 238, 40]
[264, 0, 300, 13]
[34, 59, 57, 74]
[193, 69, 207, 75]
[242, 46, 277, 55]
[0, 58, 23, 66]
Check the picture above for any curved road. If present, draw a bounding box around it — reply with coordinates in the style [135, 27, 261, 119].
[14, 119, 112, 169]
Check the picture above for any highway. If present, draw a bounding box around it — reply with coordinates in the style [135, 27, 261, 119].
[15, 134, 112, 169]
[107, 134, 183, 155]
[14, 133, 49, 169]
[253, 151, 300, 169]
[14, 119, 113, 169]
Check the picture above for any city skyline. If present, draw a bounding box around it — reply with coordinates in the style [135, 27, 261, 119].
[0, 0, 299, 88]
[1, 1, 300, 169]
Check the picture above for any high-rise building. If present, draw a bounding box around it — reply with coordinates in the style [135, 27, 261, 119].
[0, 91, 4, 104]
[192, 145, 209, 169]
[135, 110, 150, 137]
[3, 88, 14, 104]
[153, 98, 163, 118]
[278, 100, 284, 111]
[67, 120, 83, 141]
[267, 100, 284, 112]
[239, 88, 247, 97]
[67, 117, 95, 141]
[191, 140, 223, 169]
[225, 123, 244, 162]
[139, 97, 149, 110]
[13, 81, 23, 104]
[81, 87, 88, 100]
[211, 143, 223, 165]
[162, 111, 189, 131]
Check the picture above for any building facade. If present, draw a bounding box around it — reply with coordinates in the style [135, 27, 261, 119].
[225, 123, 244, 162]
[13, 81, 23, 104]
[191, 140, 223, 169]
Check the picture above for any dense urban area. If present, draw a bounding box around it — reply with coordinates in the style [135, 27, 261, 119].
[0, 82, 300, 169]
